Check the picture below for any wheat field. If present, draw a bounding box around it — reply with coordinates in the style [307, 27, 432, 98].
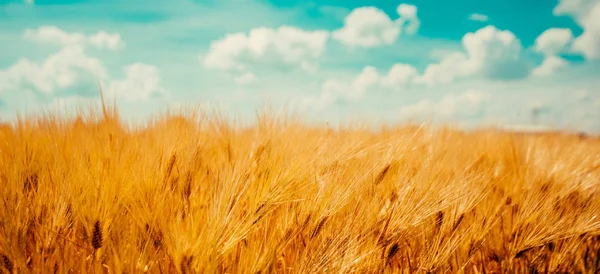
[0, 105, 599, 273]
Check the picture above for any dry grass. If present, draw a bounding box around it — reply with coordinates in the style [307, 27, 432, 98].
[0, 105, 599, 273]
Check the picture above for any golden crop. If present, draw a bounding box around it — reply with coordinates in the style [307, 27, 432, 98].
[0, 105, 599, 273]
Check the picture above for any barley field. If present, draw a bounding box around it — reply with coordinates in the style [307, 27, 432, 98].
[0, 105, 599, 273]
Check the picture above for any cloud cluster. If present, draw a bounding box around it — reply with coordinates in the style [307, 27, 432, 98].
[0, 45, 106, 96]
[419, 25, 530, 85]
[317, 25, 533, 103]
[24, 26, 124, 51]
[398, 90, 489, 122]
[108, 63, 165, 101]
[553, 0, 600, 60]
[202, 3, 419, 84]
[1, 26, 163, 102]
[202, 26, 329, 76]
[534, 28, 573, 56]
[193, 0, 596, 134]
[530, 28, 572, 76]
[531, 56, 568, 77]
[332, 4, 419, 47]
[529, 0, 600, 76]
[317, 63, 420, 104]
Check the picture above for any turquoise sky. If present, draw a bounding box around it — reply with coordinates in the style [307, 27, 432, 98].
[0, 0, 599, 132]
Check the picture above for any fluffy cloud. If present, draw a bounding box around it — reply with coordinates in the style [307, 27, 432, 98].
[396, 4, 420, 34]
[1, 27, 162, 102]
[24, 26, 86, 47]
[202, 26, 329, 75]
[0, 45, 106, 95]
[469, 13, 489, 22]
[417, 52, 470, 86]
[24, 26, 124, 50]
[381, 63, 419, 87]
[398, 90, 489, 122]
[462, 26, 529, 78]
[317, 66, 380, 104]
[571, 4, 600, 59]
[316, 63, 420, 104]
[531, 56, 568, 77]
[88, 32, 124, 51]
[332, 4, 419, 47]
[108, 63, 165, 101]
[553, 0, 598, 19]
[531, 28, 573, 77]
[352, 66, 380, 93]
[554, 0, 600, 59]
[313, 25, 535, 105]
[534, 28, 573, 56]
[418, 26, 530, 85]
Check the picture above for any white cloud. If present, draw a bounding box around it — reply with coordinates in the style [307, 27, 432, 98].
[381, 63, 419, 87]
[24, 26, 86, 47]
[531, 56, 568, 77]
[312, 26, 536, 106]
[396, 4, 420, 35]
[88, 31, 124, 51]
[554, 0, 600, 60]
[235, 72, 256, 85]
[353, 66, 380, 93]
[532, 28, 573, 76]
[417, 52, 470, 86]
[202, 26, 329, 75]
[1, 38, 161, 102]
[534, 28, 573, 56]
[398, 90, 489, 121]
[553, 0, 598, 18]
[469, 13, 489, 22]
[316, 66, 380, 104]
[108, 63, 165, 101]
[572, 4, 600, 59]
[462, 26, 528, 78]
[23, 26, 124, 51]
[312, 62, 420, 104]
[333, 7, 398, 47]
[332, 4, 419, 47]
[318, 79, 350, 105]
[23, 0, 34, 5]
[418, 25, 530, 86]
[0, 45, 107, 95]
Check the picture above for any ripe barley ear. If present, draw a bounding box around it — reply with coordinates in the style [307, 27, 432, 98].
[387, 243, 399, 261]
[515, 247, 534, 259]
[164, 154, 177, 185]
[180, 255, 193, 274]
[0, 254, 13, 273]
[451, 214, 464, 233]
[435, 211, 444, 234]
[92, 220, 103, 250]
[374, 164, 391, 186]
[24, 172, 39, 194]
[310, 216, 328, 239]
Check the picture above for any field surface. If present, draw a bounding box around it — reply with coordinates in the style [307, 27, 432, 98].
[0, 109, 599, 273]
